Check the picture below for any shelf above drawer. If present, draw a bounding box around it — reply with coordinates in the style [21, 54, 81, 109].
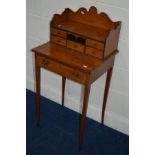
[52, 21, 109, 42]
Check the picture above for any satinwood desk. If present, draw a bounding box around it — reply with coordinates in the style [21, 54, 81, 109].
[32, 6, 121, 149]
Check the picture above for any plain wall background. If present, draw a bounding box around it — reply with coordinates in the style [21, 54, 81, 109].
[26, 0, 129, 134]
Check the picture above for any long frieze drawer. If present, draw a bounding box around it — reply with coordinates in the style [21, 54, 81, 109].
[67, 40, 85, 53]
[86, 47, 103, 59]
[51, 36, 66, 46]
[51, 28, 67, 38]
[86, 39, 104, 50]
[37, 56, 86, 84]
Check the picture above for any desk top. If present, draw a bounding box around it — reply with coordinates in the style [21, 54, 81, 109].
[32, 42, 117, 73]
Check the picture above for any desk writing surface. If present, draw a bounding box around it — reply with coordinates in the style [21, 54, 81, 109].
[33, 42, 107, 73]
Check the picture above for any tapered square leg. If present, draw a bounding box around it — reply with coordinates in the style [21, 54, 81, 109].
[79, 84, 91, 149]
[101, 67, 113, 124]
[35, 63, 41, 127]
[62, 76, 66, 107]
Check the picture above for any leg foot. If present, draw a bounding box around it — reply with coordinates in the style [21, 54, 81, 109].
[101, 67, 113, 124]
[79, 84, 91, 148]
[62, 76, 66, 107]
[35, 62, 41, 127]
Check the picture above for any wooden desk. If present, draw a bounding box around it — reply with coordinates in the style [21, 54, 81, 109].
[32, 6, 121, 149]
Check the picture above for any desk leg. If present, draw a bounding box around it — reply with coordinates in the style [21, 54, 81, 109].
[79, 84, 91, 149]
[35, 66, 41, 127]
[101, 67, 113, 124]
[62, 76, 66, 107]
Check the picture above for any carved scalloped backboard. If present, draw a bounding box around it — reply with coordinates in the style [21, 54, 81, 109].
[51, 6, 118, 29]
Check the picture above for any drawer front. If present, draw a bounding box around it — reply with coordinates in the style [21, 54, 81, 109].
[86, 39, 104, 50]
[51, 28, 67, 38]
[37, 56, 86, 84]
[86, 47, 103, 59]
[52, 36, 66, 46]
[67, 41, 85, 53]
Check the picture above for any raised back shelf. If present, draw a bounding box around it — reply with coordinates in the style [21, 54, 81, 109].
[50, 6, 121, 59]
[52, 21, 109, 42]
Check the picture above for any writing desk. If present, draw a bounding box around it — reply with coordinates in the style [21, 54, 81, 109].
[32, 6, 121, 149]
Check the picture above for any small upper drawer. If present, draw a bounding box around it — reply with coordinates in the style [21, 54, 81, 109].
[51, 36, 66, 46]
[67, 40, 85, 53]
[86, 39, 104, 50]
[51, 28, 67, 38]
[86, 47, 103, 59]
